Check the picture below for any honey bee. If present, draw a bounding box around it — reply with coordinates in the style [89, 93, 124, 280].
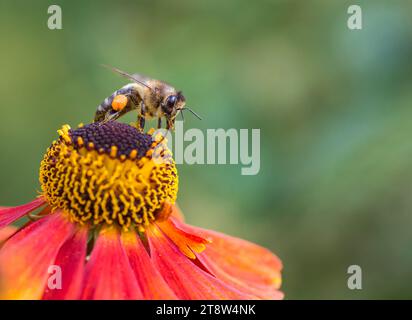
[94, 66, 201, 131]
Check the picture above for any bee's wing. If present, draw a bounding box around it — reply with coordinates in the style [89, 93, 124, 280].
[131, 73, 152, 85]
[102, 65, 153, 90]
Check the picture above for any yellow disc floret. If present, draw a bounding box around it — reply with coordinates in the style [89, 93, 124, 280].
[39, 122, 178, 231]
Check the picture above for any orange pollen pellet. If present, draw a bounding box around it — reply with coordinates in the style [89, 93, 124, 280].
[112, 94, 128, 111]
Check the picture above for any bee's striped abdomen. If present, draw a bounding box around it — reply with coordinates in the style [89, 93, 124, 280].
[94, 83, 140, 122]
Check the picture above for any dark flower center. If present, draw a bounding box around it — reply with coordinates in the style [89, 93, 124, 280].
[69, 122, 153, 159]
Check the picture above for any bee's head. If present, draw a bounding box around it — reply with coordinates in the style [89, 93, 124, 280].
[162, 91, 186, 118]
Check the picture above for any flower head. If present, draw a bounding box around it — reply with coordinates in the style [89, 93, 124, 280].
[40, 122, 177, 230]
[0, 121, 283, 300]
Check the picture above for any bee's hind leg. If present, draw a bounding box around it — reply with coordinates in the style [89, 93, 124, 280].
[99, 111, 120, 125]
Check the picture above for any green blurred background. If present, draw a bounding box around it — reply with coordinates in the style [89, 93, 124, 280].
[1, 0, 412, 299]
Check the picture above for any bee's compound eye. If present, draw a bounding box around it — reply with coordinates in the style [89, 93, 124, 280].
[112, 94, 128, 111]
[166, 95, 177, 109]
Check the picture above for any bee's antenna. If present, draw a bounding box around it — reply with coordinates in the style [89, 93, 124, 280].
[181, 107, 202, 120]
[101, 64, 153, 91]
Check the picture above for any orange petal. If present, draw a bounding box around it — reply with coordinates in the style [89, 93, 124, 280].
[0, 212, 74, 299]
[42, 227, 88, 300]
[163, 217, 283, 299]
[169, 203, 185, 221]
[121, 231, 177, 300]
[81, 227, 142, 300]
[157, 218, 210, 259]
[0, 197, 46, 228]
[146, 225, 257, 299]
[193, 228, 283, 298]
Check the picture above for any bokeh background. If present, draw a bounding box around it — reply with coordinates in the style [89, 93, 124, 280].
[1, 0, 412, 299]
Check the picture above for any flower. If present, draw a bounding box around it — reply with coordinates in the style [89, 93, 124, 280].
[0, 121, 283, 300]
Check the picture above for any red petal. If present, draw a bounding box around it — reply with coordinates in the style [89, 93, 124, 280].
[0, 226, 17, 244]
[42, 227, 88, 300]
[121, 231, 177, 299]
[0, 197, 46, 228]
[147, 225, 257, 299]
[0, 212, 74, 299]
[163, 217, 283, 299]
[81, 227, 142, 300]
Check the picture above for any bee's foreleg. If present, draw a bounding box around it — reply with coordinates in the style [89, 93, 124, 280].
[157, 118, 162, 129]
[166, 118, 174, 131]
